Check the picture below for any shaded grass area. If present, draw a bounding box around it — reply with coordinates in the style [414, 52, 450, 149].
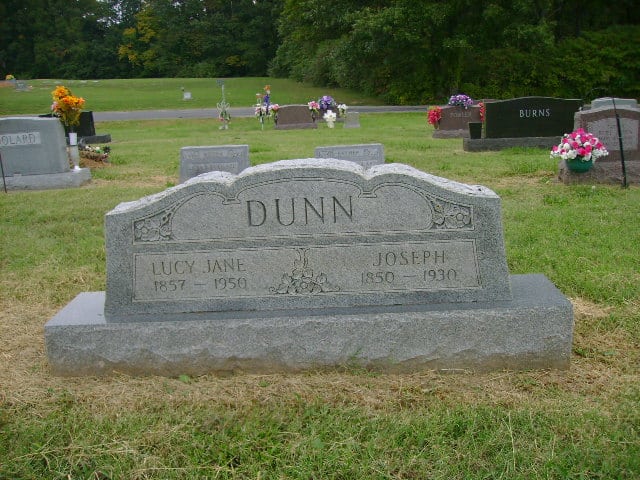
[1, 113, 638, 478]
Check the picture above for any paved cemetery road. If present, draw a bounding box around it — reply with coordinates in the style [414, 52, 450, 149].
[92, 105, 426, 121]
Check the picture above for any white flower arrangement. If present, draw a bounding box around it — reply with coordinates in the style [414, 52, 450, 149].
[323, 110, 337, 128]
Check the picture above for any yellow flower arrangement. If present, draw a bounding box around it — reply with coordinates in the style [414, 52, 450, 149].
[51, 85, 85, 127]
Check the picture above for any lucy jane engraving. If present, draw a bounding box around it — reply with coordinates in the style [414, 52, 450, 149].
[133, 240, 479, 302]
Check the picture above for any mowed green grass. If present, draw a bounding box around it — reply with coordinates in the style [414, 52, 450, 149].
[0, 77, 384, 116]
[0, 98, 639, 478]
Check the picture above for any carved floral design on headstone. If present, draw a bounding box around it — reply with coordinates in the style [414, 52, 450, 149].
[270, 248, 340, 295]
[431, 201, 472, 229]
[133, 205, 179, 242]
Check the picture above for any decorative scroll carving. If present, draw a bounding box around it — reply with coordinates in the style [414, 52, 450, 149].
[133, 203, 181, 242]
[429, 199, 472, 229]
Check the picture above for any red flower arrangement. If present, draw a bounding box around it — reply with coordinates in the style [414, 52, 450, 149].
[427, 106, 442, 128]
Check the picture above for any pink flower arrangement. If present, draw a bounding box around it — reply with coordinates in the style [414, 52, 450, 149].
[308, 100, 320, 112]
[427, 106, 442, 127]
[550, 128, 609, 162]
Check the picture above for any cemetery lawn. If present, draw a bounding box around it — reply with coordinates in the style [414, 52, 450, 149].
[1, 113, 639, 479]
[0, 77, 383, 116]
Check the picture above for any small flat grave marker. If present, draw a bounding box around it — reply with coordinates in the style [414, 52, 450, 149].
[314, 143, 384, 168]
[179, 145, 250, 182]
[344, 112, 361, 128]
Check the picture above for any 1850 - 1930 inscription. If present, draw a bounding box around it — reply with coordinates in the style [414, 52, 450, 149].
[133, 240, 480, 301]
[106, 160, 512, 317]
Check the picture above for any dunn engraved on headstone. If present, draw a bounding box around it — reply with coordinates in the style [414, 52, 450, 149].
[105, 159, 512, 320]
[45, 159, 573, 376]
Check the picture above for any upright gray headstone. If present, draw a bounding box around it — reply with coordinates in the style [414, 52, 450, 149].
[45, 159, 573, 376]
[590, 97, 638, 110]
[315, 144, 384, 168]
[573, 106, 639, 163]
[15, 80, 29, 92]
[0, 117, 90, 190]
[343, 112, 360, 128]
[275, 105, 317, 130]
[179, 145, 250, 182]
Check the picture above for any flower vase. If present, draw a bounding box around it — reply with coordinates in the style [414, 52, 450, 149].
[68, 131, 81, 171]
[468, 122, 482, 139]
[566, 158, 593, 173]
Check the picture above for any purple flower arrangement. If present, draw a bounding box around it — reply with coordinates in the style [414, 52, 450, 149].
[448, 94, 474, 108]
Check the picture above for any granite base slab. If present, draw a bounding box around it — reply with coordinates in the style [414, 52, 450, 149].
[82, 134, 112, 144]
[463, 136, 558, 151]
[4, 168, 91, 190]
[558, 160, 639, 185]
[433, 129, 469, 139]
[44, 274, 573, 376]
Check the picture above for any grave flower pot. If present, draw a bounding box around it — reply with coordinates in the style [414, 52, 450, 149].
[565, 157, 593, 172]
[468, 122, 482, 139]
[550, 128, 608, 172]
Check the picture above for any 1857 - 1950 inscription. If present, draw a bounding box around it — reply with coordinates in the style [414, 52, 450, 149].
[133, 240, 480, 302]
[106, 159, 512, 317]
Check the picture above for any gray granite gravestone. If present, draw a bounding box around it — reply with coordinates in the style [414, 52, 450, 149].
[15, 80, 29, 92]
[275, 105, 317, 130]
[344, 111, 360, 128]
[314, 143, 384, 168]
[179, 145, 250, 182]
[0, 117, 91, 190]
[558, 105, 640, 185]
[45, 159, 573, 376]
[590, 97, 638, 110]
[573, 106, 639, 163]
[433, 105, 482, 138]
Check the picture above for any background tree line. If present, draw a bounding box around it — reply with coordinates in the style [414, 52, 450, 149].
[1, 0, 638, 103]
